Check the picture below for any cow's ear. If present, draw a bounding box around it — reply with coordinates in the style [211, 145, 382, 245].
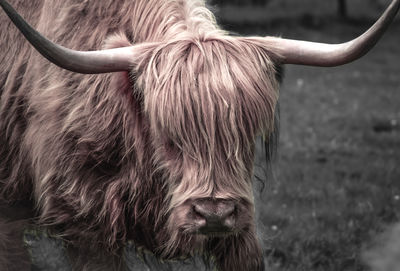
[103, 35, 151, 108]
[103, 33, 140, 85]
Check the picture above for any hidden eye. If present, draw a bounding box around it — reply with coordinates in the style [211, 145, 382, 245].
[166, 139, 175, 150]
[164, 139, 181, 159]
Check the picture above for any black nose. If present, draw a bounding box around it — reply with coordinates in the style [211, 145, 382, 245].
[192, 198, 236, 234]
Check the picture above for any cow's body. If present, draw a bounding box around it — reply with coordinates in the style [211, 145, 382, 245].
[0, 0, 279, 270]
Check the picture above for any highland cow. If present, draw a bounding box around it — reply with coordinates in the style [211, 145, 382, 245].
[0, 0, 399, 270]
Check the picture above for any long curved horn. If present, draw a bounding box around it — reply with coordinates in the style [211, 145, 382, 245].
[266, 0, 400, 66]
[0, 0, 134, 74]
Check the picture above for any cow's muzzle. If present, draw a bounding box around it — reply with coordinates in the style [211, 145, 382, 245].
[191, 198, 236, 235]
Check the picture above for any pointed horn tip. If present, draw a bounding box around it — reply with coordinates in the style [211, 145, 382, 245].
[273, 0, 399, 67]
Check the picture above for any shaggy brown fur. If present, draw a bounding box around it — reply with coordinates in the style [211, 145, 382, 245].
[0, 0, 280, 270]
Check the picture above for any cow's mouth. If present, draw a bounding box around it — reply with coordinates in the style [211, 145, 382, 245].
[197, 225, 234, 236]
[197, 230, 234, 237]
[185, 219, 238, 237]
[181, 223, 236, 237]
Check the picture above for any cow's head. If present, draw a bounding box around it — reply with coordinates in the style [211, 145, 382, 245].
[131, 34, 279, 256]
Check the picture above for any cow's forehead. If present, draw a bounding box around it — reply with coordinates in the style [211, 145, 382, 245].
[137, 37, 279, 161]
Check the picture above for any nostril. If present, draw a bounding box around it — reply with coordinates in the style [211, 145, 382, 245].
[193, 203, 209, 218]
[219, 203, 235, 219]
[224, 217, 235, 228]
[192, 205, 207, 227]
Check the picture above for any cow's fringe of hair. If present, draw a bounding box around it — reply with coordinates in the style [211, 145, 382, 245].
[138, 34, 279, 206]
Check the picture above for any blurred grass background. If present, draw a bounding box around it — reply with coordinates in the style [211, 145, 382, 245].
[212, 0, 400, 270]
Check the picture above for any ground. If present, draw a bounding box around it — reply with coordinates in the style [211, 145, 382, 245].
[216, 2, 400, 270]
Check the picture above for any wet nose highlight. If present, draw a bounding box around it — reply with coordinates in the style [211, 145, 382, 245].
[192, 198, 236, 233]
